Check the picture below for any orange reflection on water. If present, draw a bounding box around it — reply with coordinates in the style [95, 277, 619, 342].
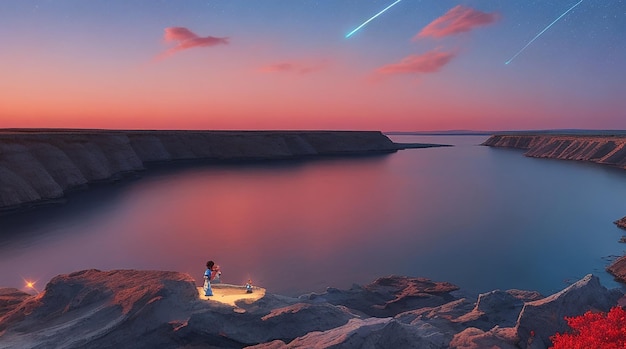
[112, 156, 402, 293]
[3, 137, 625, 297]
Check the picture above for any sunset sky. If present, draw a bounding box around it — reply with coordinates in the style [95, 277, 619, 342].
[1, 0, 625, 131]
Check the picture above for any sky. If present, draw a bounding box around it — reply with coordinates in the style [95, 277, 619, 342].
[1, 0, 625, 131]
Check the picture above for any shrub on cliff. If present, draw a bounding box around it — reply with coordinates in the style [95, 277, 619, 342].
[550, 306, 626, 349]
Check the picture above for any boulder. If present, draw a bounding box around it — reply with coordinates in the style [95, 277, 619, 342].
[395, 298, 472, 325]
[449, 326, 518, 349]
[393, 299, 472, 346]
[515, 274, 623, 347]
[455, 289, 542, 330]
[182, 302, 357, 346]
[0, 269, 201, 348]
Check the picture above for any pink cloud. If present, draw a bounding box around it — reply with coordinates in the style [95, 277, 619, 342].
[260, 61, 328, 75]
[376, 49, 457, 75]
[161, 27, 228, 57]
[415, 5, 498, 39]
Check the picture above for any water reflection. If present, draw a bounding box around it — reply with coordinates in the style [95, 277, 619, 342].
[1, 155, 401, 295]
[2, 137, 626, 297]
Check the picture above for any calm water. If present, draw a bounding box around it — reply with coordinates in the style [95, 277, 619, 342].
[2, 135, 626, 296]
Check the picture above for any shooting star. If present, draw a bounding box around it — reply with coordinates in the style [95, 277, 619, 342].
[346, 0, 403, 38]
[505, 0, 584, 65]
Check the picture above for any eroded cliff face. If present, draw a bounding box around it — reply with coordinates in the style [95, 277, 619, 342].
[0, 130, 397, 211]
[483, 134, 626, 168]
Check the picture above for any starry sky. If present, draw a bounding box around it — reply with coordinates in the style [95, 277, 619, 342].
[1, 0, 625, 131]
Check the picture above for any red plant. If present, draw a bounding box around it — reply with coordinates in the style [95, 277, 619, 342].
[550, 306, 626, 349]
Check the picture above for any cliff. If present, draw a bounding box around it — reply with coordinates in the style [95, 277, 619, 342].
[482, 134, 626, 168]
[0, 130, 398, 212]
[0, 269, 621, 348]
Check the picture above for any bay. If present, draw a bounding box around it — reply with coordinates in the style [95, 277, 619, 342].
[1, 135, 625, 296]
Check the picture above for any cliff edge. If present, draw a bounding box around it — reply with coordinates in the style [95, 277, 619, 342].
[482, 134, 626, 168]
[0, 130, 398, 212]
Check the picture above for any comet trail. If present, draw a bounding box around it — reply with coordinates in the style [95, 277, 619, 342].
[345, 0, 403, 38]
[505, 0, 584, 65]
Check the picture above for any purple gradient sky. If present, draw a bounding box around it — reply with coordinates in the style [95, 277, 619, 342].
[1, 0, 625, 131]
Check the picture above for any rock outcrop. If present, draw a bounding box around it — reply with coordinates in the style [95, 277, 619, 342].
[0, 269, 201, 348]
[515, 274, 622, 348]
[482, 134, 626, 168]
[607, 255, 626, 283]
[615, 216, 626, 230]
[0, 270, 622, 348]
[0, 130, 399, 212]
[300, 275, 459, 317]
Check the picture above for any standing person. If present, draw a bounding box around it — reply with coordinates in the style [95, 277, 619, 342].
[203, 260, 215, 296]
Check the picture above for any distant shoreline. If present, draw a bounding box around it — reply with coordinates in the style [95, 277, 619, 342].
[386, 129, 626, 136]
[0, 129, 450, 215]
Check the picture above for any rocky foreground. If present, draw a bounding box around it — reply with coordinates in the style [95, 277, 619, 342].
[0, 130, 403, 212]
[0, 270, 622, 349]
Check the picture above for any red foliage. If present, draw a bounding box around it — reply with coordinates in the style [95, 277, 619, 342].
[550, 306, 626, 349]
